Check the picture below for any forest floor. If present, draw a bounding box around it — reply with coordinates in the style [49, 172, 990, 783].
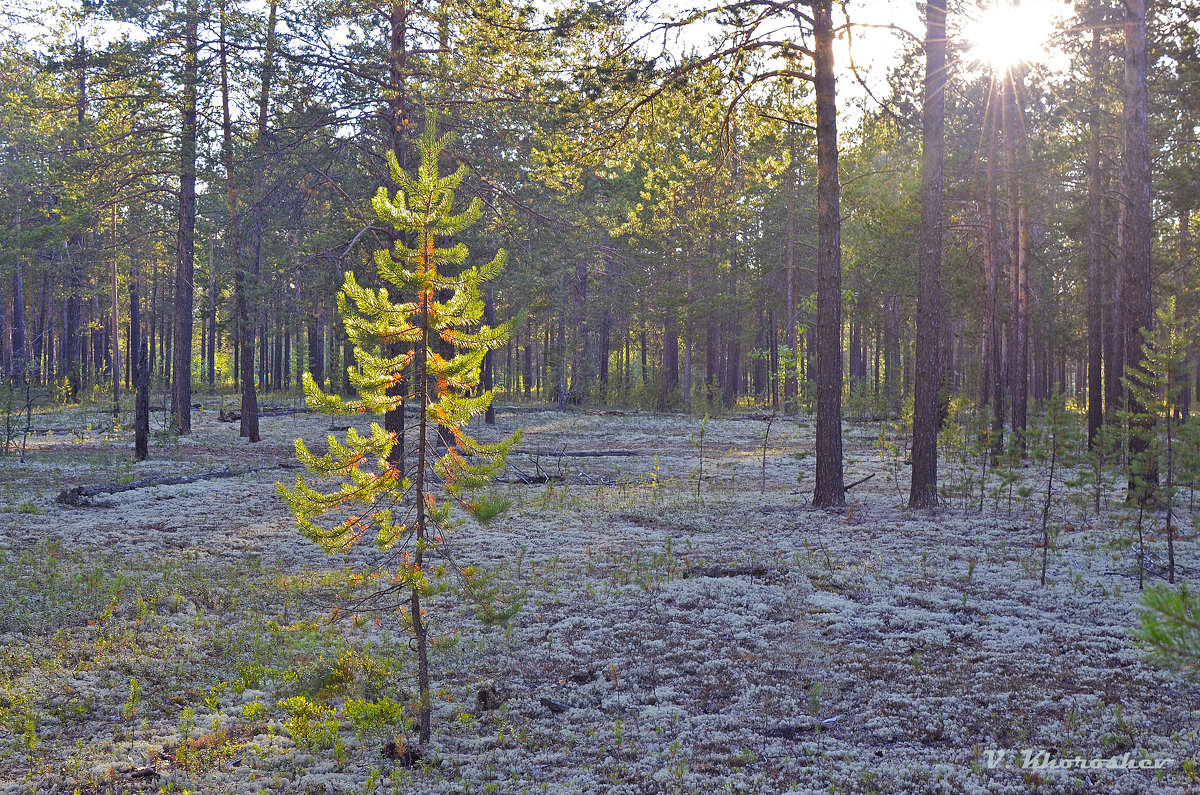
[0, 399, 1198, 795]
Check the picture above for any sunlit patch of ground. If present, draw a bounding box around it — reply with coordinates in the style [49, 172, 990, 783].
[1, 399, 1197, 794]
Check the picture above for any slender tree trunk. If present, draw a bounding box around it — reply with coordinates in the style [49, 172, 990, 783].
[639, 314, 647, 388]
[171, 0, 198, 434]
[1105, 175, 1124, 426]
[684, 261, 693, 412]
[272, 297, 284, 390]
[598, 306, 611, 401]
[252, 0, 278, 397]
[93, 295, 104, 384]
[148, 266, 157, 388]
[784, 140, 799, 413]
[849, 322, 862, 397]
[220, 1, 260, 442]
[1123, 0, 1156, 497]
[80, 294, 90, 386]
[112, 227, 121, 415]
[556, 275, 567, 402]
[1086, 26, 1105, 445]
[812, 0, 844, 507]
[65, 260, 81, 401]
[208, 236, 216, 392]
[307, 302, 325, 388]
[522, 324, 532, 397]
[661, 314, 678, 410]
[483, 286, 495, 424]
[413, 242, 432, 746]
[12, 258, 26, 382]
[909, 0, 947, 509]
[569, 260, 590, 398]
[771, 307, 780, 410]
[132, 260, 148, 461]
[724, 147, 741, 410]
[982, 85, 1005, 451]
[284, 309, 292, 391]
[64, 41, 86, 401]
[1179, 212, 1191, 418]
[1004, 71, 1030, 448]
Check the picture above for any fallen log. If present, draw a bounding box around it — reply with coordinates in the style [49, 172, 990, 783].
[843, 473, 876, 492]
[683, 564, 772, 579]
[218, 406, 310, 422]
[513, 448, 646, 458]
[24, 427, 113, 436]
[493, 473, 565, 485]
[485, 404, 552, 414]
[57, 462, 301, 506]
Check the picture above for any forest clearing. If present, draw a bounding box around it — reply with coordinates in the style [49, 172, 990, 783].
[1, 403, 1198, 794]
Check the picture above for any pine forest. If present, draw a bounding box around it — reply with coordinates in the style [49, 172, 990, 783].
[3, 0, 1200, 791]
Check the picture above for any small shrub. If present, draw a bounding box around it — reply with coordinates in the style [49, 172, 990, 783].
[1135, 583, 1200, 671]
[464, 493, 512, 524]
[280, 695, 341, 751]
[344, 696, 407, 740]
[242, 700, 267, 721]
[123, 678, 141, 719]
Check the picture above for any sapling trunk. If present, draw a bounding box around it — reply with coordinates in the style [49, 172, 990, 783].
[761, 414, 774, 494]
[414, 282, 430, 743]
[135, 343, 149, 461]
[1166, 408, 1175, 584]
[1137, 503, 1146, 591]
[1040, 430, 1056, 587]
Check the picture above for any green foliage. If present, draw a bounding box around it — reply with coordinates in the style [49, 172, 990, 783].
[278, 111, 523, 742]
[1027, 389, 1081, 586]
[343, 696, 408, 740]
[279, 110, 521, 554]
[1121, 297, 1193, 583]
[1181, 415, 1200, 511]
[0, 541, 129, 634]
[1135, 584, 1200, 673]
[293, 647, 397, 701]
[1073, 422, 1123, 516]
[279, 695, 342, 751]
[122, 677, 142, 719]
[1122, 296, 1191, 502]
[463, 492, 512, 523]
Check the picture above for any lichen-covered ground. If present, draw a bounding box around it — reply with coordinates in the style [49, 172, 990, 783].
[1, 399, 1197, 794]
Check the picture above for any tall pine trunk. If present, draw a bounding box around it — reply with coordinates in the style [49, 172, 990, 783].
[784, 148, 798, 413]
[220, 0, 260, 441]
[11, 259, 25, 381]
[982, 86, 1005, 450]
[1005, 71, 1030, 448]
[171, 0, 198, 434]
[909, 0, 947, 509]
[1086, 25, 1105, 445]
[1178, 212, 1191, 418]
[812, 0, 845, 507]
[1122, 0, 1156, 499]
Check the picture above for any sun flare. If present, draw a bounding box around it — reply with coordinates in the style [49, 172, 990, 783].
[963, 0, 1065, 72]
